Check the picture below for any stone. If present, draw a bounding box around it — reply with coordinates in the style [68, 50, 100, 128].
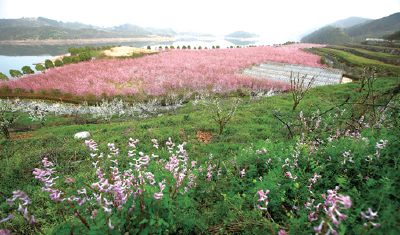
[74, 131, 90, 139]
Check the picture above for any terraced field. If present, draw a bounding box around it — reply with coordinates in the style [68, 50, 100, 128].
[309, 42, 400, 77]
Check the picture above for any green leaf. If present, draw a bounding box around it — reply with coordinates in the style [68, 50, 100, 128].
[140, 218, 148, 224]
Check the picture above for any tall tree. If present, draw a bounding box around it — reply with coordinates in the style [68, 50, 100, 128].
[21, 65, 34, 75]
[0, 72, 8, 81]
[9, 69, 23, 78]
[35, 64, 46, 72]
[44, 59, 54, 69]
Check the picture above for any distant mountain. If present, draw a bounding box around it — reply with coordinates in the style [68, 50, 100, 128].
[0, 26, 118, 40]
[328, 17, 372, 28]
[0, 17, 93, 29]
[345, 12, 400, 41]
[225, 31, 259, 38]
[0, 17, 178, 40]
[300, 12, 400, 44]
[301, 26, 352, 45]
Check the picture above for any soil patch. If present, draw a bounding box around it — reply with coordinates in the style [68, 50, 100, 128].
[102, 46, 158, 57]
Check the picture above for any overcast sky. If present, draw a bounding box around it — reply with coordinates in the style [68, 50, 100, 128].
[0, 0, 399, 40]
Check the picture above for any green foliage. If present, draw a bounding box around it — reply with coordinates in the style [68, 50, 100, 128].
[64, 92, 73, 98]
[38, 88, 47, 95]
[100, 92, 108, 101]
[147, 45, 151, 49]
[96, 46, 101, 51]
[44, 59, 54, 69]
[0, 85, 12, 93]
[85, 93, 96, 101]
[198, 46, 202, 49]
[9, 69, 23, 78]
[170, 45, 175, 49]
[78, 52, 90, 62]
[113, 94, 124, 100]
[62, 56, 72, 65]
[0, 72, 9, 81]
[70, 56, 80, 64]
[49, 88, 61, 96]
[177, 46, 180, 49]
[0, 72, 399, 234]
[301, 26, 352, 45]
[13, 87, 25, 94]
[35, 64, 46, 72]
[54, 59, 63, 67]
[216, 45, 220, 48]
[21, 65, 34, 75]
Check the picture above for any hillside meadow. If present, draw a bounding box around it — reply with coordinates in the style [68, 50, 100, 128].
[0, 44, 399, 235]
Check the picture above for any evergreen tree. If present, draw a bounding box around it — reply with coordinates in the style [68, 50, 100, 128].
[44, 59, 54, 69]
[35, 64, 46, 72]
[21, 66, 34, 74]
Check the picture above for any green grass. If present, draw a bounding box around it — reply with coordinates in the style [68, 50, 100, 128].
[315, 47, 400, 75]
[1, 72, 400, 233]
[347, 42, 400, 50]
[333, 45, 400, 60]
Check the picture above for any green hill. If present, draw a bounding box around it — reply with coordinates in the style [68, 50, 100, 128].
[0, 17, 178, 40]
[224, 31, 259, 38]
[0, 17, 93, 29]
[344, 12, 400, 41]
[329, 16, 372, 28]
[0, 26, 119, 40]
[385, 31, 400, 41]
[300, 26, 352, 44]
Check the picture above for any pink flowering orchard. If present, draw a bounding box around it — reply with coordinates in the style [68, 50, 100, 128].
[4, 44, 325, 97]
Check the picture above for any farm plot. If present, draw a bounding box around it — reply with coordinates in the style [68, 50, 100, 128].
[2, 44, 325, 97]
[241, 61, 344, 87]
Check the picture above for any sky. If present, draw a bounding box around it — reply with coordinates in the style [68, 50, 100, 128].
[0, 0, 399, 41]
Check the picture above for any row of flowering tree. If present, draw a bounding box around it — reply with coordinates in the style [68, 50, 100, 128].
[1, 44, 325, 98]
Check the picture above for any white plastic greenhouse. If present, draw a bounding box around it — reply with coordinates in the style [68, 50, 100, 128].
[240, 61, 344, 87]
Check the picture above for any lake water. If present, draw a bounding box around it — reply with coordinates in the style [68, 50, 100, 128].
[0, 38, 280, 78]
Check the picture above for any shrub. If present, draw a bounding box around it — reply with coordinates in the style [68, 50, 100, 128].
[97, 46, 101, 51]
[0, 85, 12, 93]
[170, 45, 175, 49]
[21, 66, 34, 75]
[74, 95, 83, 100]
[165, 46, 169, 49]
[177, 46, 180, 49]
[212, 46, 215, 49]
[35, 64, 46, 72]
[188, 45, 191, 49]
[100, 92, 108, 101]
[44, 59, 54, 69]
[64, 93, 73, 98]
[113, 94, 124, 100]
[38, 88, 47, 95]
[85, 93, 96, 100]
[70, 56, 80, 64]
[321, 56, 326, 65]
[216, 45, 220, 48]
[147, 46, 151, 49]
[102, 46, 106, 50]
[62, 56, 72, 65]
[9, 69, 22, 78]
[13, 87, 25, 94]
[106, 46, 111, 50]
[54, 59, 63, 67]
[49, 88, 61, 96]
[198, 46, 202, 49]
[0, 72, 8, 81]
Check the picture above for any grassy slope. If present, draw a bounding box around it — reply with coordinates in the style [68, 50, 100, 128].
[314, 47, 400, 74]
[1, 76, 400, 233]
[333, 45, 400, 60]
